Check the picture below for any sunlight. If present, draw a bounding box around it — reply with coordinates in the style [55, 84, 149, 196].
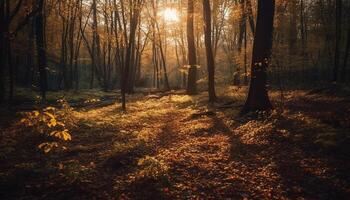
[161, 8, 179, 23]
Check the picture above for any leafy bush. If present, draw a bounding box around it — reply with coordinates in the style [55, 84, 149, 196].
[19, 100, 74, 153]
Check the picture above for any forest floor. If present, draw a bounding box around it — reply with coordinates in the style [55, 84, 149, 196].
[0, 86, 350, 199]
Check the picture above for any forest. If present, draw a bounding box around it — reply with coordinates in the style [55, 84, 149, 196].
[0, 0, 349, 199]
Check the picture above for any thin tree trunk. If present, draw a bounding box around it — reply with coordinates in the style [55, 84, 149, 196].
[35, 0, 48, 102]
[6, 38, 13, 101]
[156, 22, 170, 91]
[341, 27, 350, 82]
[333, 0, 342, 82]
[202, 0, 217, 102]
[0, 1, 4, 103]
[238, 0, 246, 52]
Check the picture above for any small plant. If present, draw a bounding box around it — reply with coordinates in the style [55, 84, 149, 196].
[57, 98, 76, 127]
[137, 156, 169, 180]
[20, 100, 73, 153]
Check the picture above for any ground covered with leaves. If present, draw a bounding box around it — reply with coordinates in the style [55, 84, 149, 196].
[0, 86, 349, 199]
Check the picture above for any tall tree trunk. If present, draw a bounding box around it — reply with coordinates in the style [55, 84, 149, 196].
[6, 37, 13, 101]
[0, 1, 4, 103]
[35, 0, 48, 102]
[187, 0, 197, 95]
[244, 19, 248, 85]
[202, 0, 217, 102]
[25, 21, 35, 87]
[238, 0, 246, 52]
[4, 0, 12, 102]
[341, 27, 350, 82]
[157, 27, 170, 91]
[3, 0, 14, 102]
[333, 0, 342, 82]
[242, 0, 275, 113]
[300, 0, 306, 82]
[121, 1, 142, 111]
[92, 0, 102, 88]
[151, 0, 159, 89]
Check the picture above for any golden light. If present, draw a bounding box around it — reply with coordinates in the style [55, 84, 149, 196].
[162, 8, 179, 23]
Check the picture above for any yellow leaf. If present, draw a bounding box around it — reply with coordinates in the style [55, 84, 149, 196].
[38, 142, 52, 153]
[49, 131, 58, 136]
[44, 147, 51, 153]
[38, 143, 47, 149]
[45, 107, 56, 111]
[48, 118, 57, 127]
[57, 122, 65, 127]
[33, 111, 40, 117]
[62, 130, 72, 141]
[44, 112, 55, 119]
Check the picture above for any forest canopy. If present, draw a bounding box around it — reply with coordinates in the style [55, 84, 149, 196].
[1, 0, 349, 108]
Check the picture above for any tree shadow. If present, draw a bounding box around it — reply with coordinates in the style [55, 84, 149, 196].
[209, 112, 349, 199]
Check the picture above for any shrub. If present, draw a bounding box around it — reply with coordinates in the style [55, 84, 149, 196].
[20, 100, 74, 153]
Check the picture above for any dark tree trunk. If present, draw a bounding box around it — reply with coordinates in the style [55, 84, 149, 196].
[202, 0, 217, 102]
[35, 0, 48, 102]
[187, 0, 197, 95]
[92, 0, 102, 88]
[244, 19, 248, 85]
[288, 0, 297, 56]
[6, 38, 13, 101]
[0, 1, 4, 103]
[4, 0, 14, 102]
[158, 35, 170, 91]
[121, 1, 142, 111]
[242, 0, 275, 113]
[25, 22, 35, 87]
[341, 27, 350, 82]
[333, 0, 342, 82]
[238, 0, 246, 52]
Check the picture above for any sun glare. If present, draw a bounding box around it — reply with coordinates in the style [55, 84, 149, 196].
[162, 8, 179, 23]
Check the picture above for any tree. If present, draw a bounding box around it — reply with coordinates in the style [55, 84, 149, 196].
[0, 1, 5, 103]
[202, 0, 217, 102]
[242, 0, 275, 113]
[0, 0, 25, 102]
[333, 0, 342, 82]
[341, 26, 350, 82]
[186, 0, 197, 95]
[121, 0, 144, 111]
[35, 0, 48, 102]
